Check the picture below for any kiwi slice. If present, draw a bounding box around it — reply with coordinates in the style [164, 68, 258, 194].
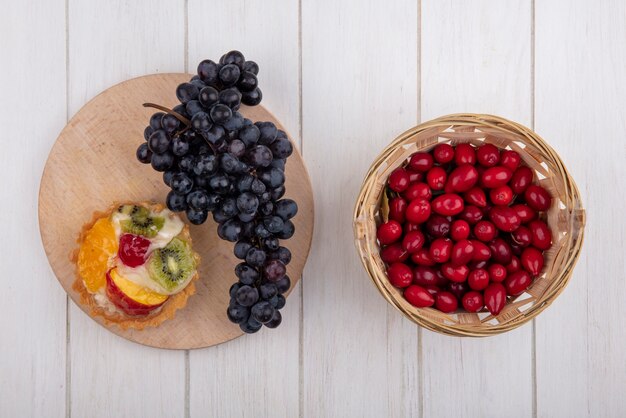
[147, 237, 196, 293]
[117, 205, 164, 238]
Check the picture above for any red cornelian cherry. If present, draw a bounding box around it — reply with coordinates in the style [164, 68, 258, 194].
[451, 239, 474, 266]
[413, 266, 441, 287]
[511, 204, 536, 223]
[407, 169, 423, 183]
[509, 241, 523, 256]
[388, 168, 410, 192]
[441, 263, 470, 283]
[389, 197, 408, 223]
[471, 240, 492, 262]
[481, 166, 513, 188]
[118, 233, 151, 267]
[446, 164, 479, 193]
[405, 222, 421, 232]
[490, 185, 513, 206]
[402, 230, 425, 254]
[429, 238, 453, 263]
[489, 238, 512, 264]
[411, 249, 436, 266]
[425, 215, 451, 238]
[488, 263, 507, 282]
[433, 143, 455, 163]
[474, 220, 497, 242]
[504, 270, 532, 296]
[528, 219, 552, 250]
[468, 259, 488, 270]
[409, 152, 434, 172]
[405, 199, 431, 224]
[454, 143, 476, 165]
[435, 291, 459, 313]
[424, 285, 441, 297]
[510, 166, 533, 194]
[489, 206, 521, 232]
[432, 193, 464, 216]
[468, 268, 490, 290]
[476, 144, 500, 167]
[458, 205, 483, 224]
[387, 263, 413, 288]
[426, 166, 447, 190]
[404, 285, 435, 307]
[377, 220, 403, 245]
[484, 283, 507, 315]
[506, 255, 522, 273]
[500, 150, 521, 171]
[447, 282, 468, 300]
[521, 246, 544, 276]
[511, 226, 532, 247]
[462, 291, 484, 312]
[524, 184, 552, 211]
[403, 182, 431, 201]
[464, 187, 487, 207]
[450, 219, 470, 241]
[380, 243, 409, 263]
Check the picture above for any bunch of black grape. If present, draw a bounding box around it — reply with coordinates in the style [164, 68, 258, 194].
[135, 51, 297, 333]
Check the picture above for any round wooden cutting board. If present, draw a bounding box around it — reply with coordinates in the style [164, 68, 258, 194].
[39, 74, 314, 349]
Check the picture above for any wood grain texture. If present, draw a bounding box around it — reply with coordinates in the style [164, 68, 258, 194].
[186, 1, 303, 417]
[0, 1, 67, 416]
[302, 0, 420, 416]
[40, 73, 313, 348]
[535, 1, 626, 416]
[420, 1, 533, 416]
[64, 2, 187, 416]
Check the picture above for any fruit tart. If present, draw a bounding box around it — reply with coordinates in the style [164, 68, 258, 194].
[73, 203, 200, 329]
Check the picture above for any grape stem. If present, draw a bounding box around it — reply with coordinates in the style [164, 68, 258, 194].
[142, 103, 191, 125]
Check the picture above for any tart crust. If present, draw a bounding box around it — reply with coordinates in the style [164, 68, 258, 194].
[71, 202, 200, 330]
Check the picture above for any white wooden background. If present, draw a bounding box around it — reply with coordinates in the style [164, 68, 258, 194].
[1, 0, 625, 417]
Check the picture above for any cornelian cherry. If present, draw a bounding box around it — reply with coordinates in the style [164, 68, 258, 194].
[511, 204, 536, 223]
[488, 264, 507, 282]
[474, 220, 497, 242]
[490, 185, 513, 206]
[484, 283, 506, 315]
[425, 215, 451, 238]
[402, 230, 425, 253]
[441, 263, 469, 283]
[446, 164, 479, 192]
[450, 220, 470, 241]
[481, 166, 513, 188]
[462, 291, 484, 312]
[489, 206, 521, 232]
[377, 220, 402, 245]
[411, 249, 436, 266]
[464, 187, 487, 207]
[403, 182, 431, 201]
[426, 167, 447, 190]
[387, 263, 413, 288]
[431, 193, 464, 216]
[389, 197, 408, 223]
[405, 199, 431, 224]
[528, 220, 552, 250]
[476, 144, 500, 167]
[524, 185, 552, 211]
[467, 268, 489, 290]
[447, 282, 468, 300]
[504, 270, 532, 296]
[451, 239, 474, 266]
[404, 285, 435, 307]
[409, 152, 434, 172]
[521, 246, 544, 276]
[511, 226, 532, 247]
[510, 166, 533, 194]
[500, 150, 521, 171]
[388, 168, 410, 192]
[454, 143, 476, 165]
[471, 241, 492, 261]
[380, 243, 408, 263]
[435, 291, 458, 313]
[433, 143, 454, 163]
[429, 238, 453, 263]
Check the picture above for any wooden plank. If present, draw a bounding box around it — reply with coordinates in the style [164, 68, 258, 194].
[420, 1, 534, 416]
[186, 1, 302, 417]
[66, 1, 187, 416]
[535, 1, 626, 416]
[0, 1, 67, 416]
[301, 0, 420, 415]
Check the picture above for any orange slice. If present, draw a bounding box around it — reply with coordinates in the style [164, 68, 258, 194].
[77, 217, 118, 292]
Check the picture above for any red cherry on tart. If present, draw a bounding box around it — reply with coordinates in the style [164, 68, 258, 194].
[378, 143, 553, 314]
[118, 233, 151, 267]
